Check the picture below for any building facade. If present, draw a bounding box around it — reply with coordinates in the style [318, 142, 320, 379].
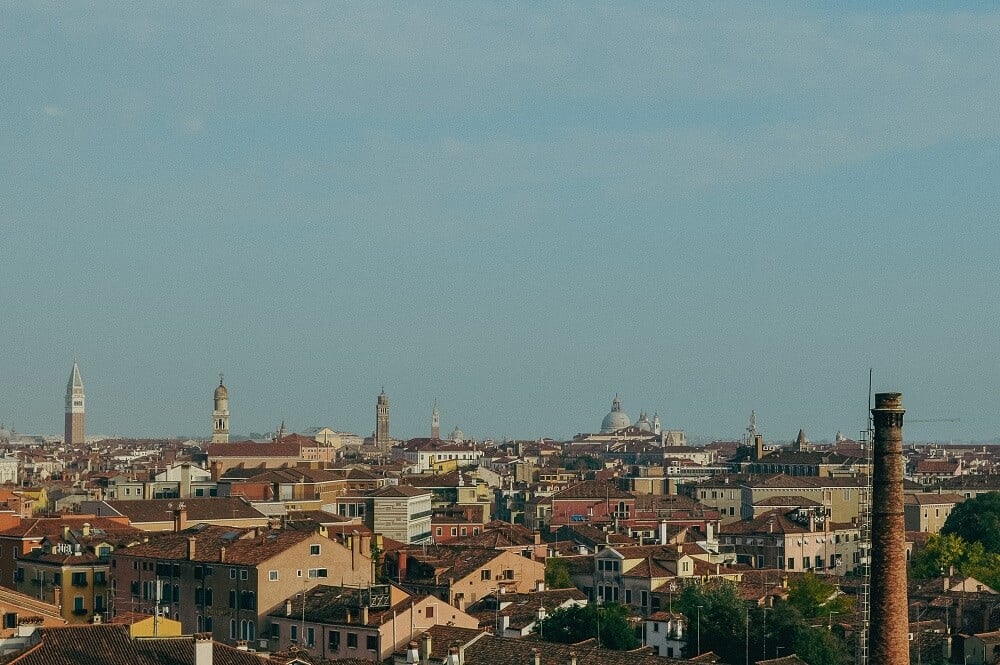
[109, 525, 374, 644]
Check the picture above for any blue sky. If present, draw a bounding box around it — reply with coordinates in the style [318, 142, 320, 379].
[3, 3, 999, 442]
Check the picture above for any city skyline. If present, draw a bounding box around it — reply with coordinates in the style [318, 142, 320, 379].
[0, 361, 981, 444]
[4, 4, 1000, 441]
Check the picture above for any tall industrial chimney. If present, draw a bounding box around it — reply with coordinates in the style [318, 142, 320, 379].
[869, 392, 908, 665]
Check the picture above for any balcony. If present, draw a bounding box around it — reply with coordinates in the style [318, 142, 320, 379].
[71, 608, 88, 616]
[72, 580, 88, 588]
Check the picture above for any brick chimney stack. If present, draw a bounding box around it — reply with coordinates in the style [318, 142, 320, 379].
[869, 392, 909, 665]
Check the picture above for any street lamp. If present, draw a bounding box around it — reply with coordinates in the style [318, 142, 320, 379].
[697, 605, 703, 656]
[759, 606, 770, 662]
[745, 606, 749, 665]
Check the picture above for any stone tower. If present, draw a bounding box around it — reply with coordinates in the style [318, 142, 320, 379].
[869, 392, 909, 665]
[64, 361, 85, 445]
[212, 376, 230, 443]
[431, 400, 440, 440]
[375, 388, 390, 445]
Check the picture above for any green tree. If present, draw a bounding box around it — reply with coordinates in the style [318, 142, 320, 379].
[674, 581, 747, 662]
[910, 532, 1000, 590]
[786, 573, 853, 619]
[943, 492, 1000, 554]
[765, 601, 851, 665]
[567, 455, 602, 471]
[535, 603, 638, 650]
[544, 558, 574, 589]
[910, 532, 975, 579]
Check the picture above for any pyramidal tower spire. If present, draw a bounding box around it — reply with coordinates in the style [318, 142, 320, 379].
[64, 360, 85, 445]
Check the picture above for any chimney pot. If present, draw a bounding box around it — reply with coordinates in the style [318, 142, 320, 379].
[194, 633, 213, 665]
[421, 632, 432, 665]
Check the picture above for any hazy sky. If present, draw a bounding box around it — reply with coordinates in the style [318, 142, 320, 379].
[3, 3, 1000, 443]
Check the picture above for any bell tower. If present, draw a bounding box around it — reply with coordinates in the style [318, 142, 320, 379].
[64, 361, 85, 445]
[212, 375, 230, 443]
[431, 400, 441, 439]
[375, 388, 390, 445]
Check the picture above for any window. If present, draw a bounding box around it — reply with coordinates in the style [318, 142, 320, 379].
[653, 622, 659, 632]
[347, 633, 358, 649]
[297, 570, 302, 578]
[74, 596, 85, 612]
[426, 606, 434, 619]
[503, 569, 514, 580]
[460, 527, 467, 536]
[230, 568, 236, 579]
[268, 570, 279, 582]
[290, 625, 298, 642]
[307, 568, 328, 579]
[329, 630, 341, 650]
[310, 544, 321, 556]
[307, 627, 315, 646]
[451, 528, 458, 536]
[367, 635, 378, 651]
[436, 527, 443, 537]
[625, 589, 632, 604]
[481, 570, 491, 581]
[240, 569, 248, 581]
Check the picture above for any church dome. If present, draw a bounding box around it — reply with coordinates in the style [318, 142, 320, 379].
[214, 380, 228, 400]
[600, 395, 631, 434]
[450, 426, 465, 442]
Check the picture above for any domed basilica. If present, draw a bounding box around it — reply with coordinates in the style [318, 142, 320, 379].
[599, 395, 661, 435]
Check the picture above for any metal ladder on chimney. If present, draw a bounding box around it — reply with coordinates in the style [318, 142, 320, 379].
[856, 381, 874, 665]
